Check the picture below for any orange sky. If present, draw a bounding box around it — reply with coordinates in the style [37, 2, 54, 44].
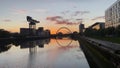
[1, 17, 105, 35]
[0, 0, 115, 34]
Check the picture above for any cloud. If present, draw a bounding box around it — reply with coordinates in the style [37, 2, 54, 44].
[76, 18, 83, 21]
[46, 16, 63, 21]
[56, 21, 80, 25]
[2, 19, 12, 22]
[74, 11, 90, 16]
[46, 16, 80, 25]
[17, 10, 27, 14]
[91, 16, 105, 20]
[12, 9, 27, 14]
[61, 10, 70, 15]
[47, 10, 89, 25]
[33, 9, 49, 13]
[60, 10, 90, 21]
[12, 8, 49, 15]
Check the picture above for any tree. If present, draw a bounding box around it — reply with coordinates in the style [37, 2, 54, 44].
[115, 25, 120, 37]
[0, 29, 11, 38]
[105, 27, 115, 36]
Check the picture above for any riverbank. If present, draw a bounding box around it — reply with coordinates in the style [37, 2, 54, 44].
[79, 37, 120, 68]
[0, 36, 50, 43]
[89, 36, 120, 44]
[78, 38, 115, 68]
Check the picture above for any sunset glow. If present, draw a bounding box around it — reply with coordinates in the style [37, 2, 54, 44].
[0, 0, 116, 33]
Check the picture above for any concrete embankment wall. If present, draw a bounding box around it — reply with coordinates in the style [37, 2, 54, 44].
[81, 37, 120, 66]
[78, 38, 116, 68]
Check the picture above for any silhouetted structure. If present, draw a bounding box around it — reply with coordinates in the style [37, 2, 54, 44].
[89, 22, 105, 30]
[0, 38, 50, 54]
[0, 43, 11, 53]
[20, 27, 51, 38]
[20, 39, 50, 48]
[79, 23, 85, 35]
[20, 28, 30, 36]
[56, 27, 72, 34]
[27, 16, 40, 35]
[0, 29, 11, 38]
[36, 27, 50, 37]
[37, 27, 43, 32]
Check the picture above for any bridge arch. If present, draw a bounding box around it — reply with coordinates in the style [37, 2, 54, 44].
[55, 27, 73, 47]
[56, 27, 72, 34]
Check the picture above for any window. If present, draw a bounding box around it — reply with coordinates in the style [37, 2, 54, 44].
[119, 18, 120, 22]
[119, 1, 120, 6]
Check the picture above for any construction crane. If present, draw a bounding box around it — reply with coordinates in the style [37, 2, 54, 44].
[26, 16, 40, 35]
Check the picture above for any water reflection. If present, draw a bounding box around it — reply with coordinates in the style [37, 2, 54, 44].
[0, 37, 119, 68]
[0, 42, 12, 53]
[0, 44, 11, 53]
[0, 39, 50, 54]
[27, 41, 37, 68]
[56, 38, 73, 47]
[0, 38, 90, 68]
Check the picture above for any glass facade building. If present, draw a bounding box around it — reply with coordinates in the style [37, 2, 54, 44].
[105, 0, 120, 28]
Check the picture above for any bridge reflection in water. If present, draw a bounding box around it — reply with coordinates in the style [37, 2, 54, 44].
[0, 38, 118, 68]
[0, 38, 90, 68]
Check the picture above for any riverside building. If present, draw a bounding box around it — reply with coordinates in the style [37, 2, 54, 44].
[105, 0, 120, 28]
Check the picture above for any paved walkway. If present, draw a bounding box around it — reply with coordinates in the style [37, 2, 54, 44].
[82, 37, 120, 54]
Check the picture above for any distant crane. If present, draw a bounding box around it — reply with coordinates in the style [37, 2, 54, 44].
[26, 16, 40, 35]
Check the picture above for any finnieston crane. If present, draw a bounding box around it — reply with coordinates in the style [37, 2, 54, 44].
[26, 16, 40, 35]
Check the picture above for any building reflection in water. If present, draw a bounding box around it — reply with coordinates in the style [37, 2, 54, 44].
[26, 41, 37, 68]
[20, 38, 50, 50]
[0, 38, 89, 68]
[18, 39, 50, 68]
[0, 39, 50, 54]
[0, 42, 12, 53]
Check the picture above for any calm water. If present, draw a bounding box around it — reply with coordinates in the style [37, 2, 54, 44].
[0, 39, 89, 68]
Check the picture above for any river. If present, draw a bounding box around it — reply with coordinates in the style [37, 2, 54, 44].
[0, 38, 89, 68]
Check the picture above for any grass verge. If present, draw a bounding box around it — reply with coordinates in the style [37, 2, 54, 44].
[91, 36, 120, 44]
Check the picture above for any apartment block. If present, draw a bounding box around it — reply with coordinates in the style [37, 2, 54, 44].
[105, 0, 120, 28]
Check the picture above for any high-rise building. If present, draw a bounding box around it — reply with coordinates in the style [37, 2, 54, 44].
[79, 23, 85, 33]
[105, 0, 120, 28]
